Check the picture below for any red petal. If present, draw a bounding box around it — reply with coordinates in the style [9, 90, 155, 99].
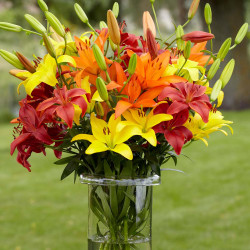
[189, 100, 210, 123]
[164, 129, 185, 155]
[167, 101, 189, 115]
[56, 103, 75, 128]
[10, 133, 31, 155]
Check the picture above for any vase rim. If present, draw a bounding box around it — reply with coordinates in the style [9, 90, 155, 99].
[79, 174, 161, 186]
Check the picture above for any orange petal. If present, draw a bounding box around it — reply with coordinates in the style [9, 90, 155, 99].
[107, 81, 121, 90]
[115, 100, 133, 118]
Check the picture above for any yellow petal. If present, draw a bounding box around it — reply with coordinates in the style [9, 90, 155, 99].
[141, 129, 157, 146]
[90, 113, 107, 143]
[146, 113, 172, 129]
[57, 55, 76, 67]
[81, 76, 90, 93]
[71, 134, 96, 143]
[73, 104, 82, 125]
[112, 143, 133, 160]
[92, 90, 104, 102]
[108, 114, 121, 133]
[114, 125, 141, 145]
[85, 140, 108, 154]
[217, 90, 224, 107]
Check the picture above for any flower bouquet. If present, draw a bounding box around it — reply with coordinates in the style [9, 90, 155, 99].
[0, 0, 248, 249]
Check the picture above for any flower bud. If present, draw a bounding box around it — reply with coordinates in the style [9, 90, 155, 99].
[0, 22, 23, 32]
[74, 3, 88, 24]
[188, 0, 200, 20]
[95, 102, 104, 117]
[0, 49, 24, 69]
[182, 31, 214, 43]
[107, 10, 121, 45]
[9, 69, 29, 80]
[92, 44, 107, 71]
[50, 27, 64, 42]
[217, 38, 231, 60]
[96, 77, 108, 101]
[146, 28, 158, 60]
[220, 59, 235, 88]
[235, 23, 249, 45]
[99, 21, 107, 30]
[204, 3, 212, 25]
[207, 58, 220, 80]
[143, 11, 156, 39]
[150, 0, 155, 3]
[184, 41, 192, 59]
[37, 0, 48, 12]
[109, 38, 117, 52]
[45, 11, 65, 37]
[176, 25, 185, 51]
[210, 79, 222, 102]
[16, 52, 36, 73]
[112, 2, 119, 18]
[128, 53, 137, 75]
[43, 33, 56, 58]
[24, 14, 46, 33]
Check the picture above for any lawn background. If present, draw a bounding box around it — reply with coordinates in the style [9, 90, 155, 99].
[1, 110, 250, 250]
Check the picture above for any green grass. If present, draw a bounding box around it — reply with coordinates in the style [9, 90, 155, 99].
[0, 111, 250, 250]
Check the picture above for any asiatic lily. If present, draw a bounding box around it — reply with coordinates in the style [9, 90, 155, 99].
[71, 113, 140, 160]
[118, 108, 173, 146]
[184, 110, 233, 146]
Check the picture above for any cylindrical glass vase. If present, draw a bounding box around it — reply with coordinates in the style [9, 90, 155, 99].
[80, 174, 160, 250]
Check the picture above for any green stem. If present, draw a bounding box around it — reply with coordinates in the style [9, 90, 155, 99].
[118, 74, 132, 94]
[22, 29, 43, 37]
[151, 3, 162, 41]
[230, 44, 237, 50]
[182, 19, 190, 28]
[63, 36, 67, 55]
[105, 70, 111, 83]
[204, 54, 213, 69]
[177, 59, 188, 75]
[87, 22, 99, 36]
[208, 25, 213, 52]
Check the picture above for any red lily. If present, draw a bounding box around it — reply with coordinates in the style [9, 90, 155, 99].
[153, 102, 193, 155]
[158, 82, 212, 123]
[37, 86, 88, 128]
[182, 31, 215, 43]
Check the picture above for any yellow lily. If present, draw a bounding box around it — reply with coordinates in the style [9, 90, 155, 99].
[118, 108, 173, 146]
[163, 56, 205, 82]
[71, 113, 140, 160]
[184, 110, 233, 146]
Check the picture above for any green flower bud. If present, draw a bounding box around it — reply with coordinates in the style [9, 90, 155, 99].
[74, 3, 88, 24]
[210, 79, 222, 102]
[24, 14, 46, 33]
[217, 38, 231, 60]
[207, 58, 221, 80]
[204, 3, 212, 25]
[150, 0, 155, 3]
[0, 49, 24, 69]
[112, 2, 119, 18]
[92, 44, 107, 71]
[220, 59, 235, 88]
[95, 102, 104, 117]
[235, 23, 249, 45]
[45, 11, 65, 37]
[176, 25, 185, 51]
[109, 38, 117, 52]
[99, 21, 107, 30]
[0, 22, 23, 32]
[184, 41, 192, 59]
[43, 33, 56, 58]
[37, 0, 48, 12]
[96, 77, 108, 101]
[188, 0, 200, 20]
[128, 53, 137, 75]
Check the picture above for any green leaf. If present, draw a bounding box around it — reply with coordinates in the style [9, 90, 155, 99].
[104, 160, 113, 177]
[120, 160, 133, 178]
[54, 156, 76, 165]
[61, 161, 79, 180]
[110, 186, 118, 217]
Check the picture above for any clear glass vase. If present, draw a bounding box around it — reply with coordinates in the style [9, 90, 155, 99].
[80, 174, 160, 250]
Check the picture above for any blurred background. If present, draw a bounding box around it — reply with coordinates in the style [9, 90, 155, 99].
[0, 0, 249, 249]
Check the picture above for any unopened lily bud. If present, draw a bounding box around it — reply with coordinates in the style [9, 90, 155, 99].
[211, 79, 222, 102]
[37, 0, 48, 12]
[176, 25, 185, 51]
[204, 3, 212, 25]
[217, 38, 231, 60]
[16, 52, 36, 73]
[74, 3, 88, 24]
[0, 22, 23, 32]
[50, 27, 64, 42]
[235, 23, 249, 45]
[45, 11, 65, 37]
[9, 69, 29, 80]
[43, 33, 56, 58]
[0, 49, 24, 69]
[24, 14, 46, 33]
[220, 59, 235, 88]
[143, 11, 156, 39]
[95, 102, 104, 117]
[150, 0, 155, 3]
[207, 58, 220, 80]
[182, 31, 214, 43]
[107, 10, 120, 45]
[188, 0, 200, 20]
[92, 44, 107, 71]
[184, 41, 192, 59]
[128, 53, 137, 75]
[99, 21, 107, 30]
[112, 2, 119, 18]
[109, 38, 117, 52]
[146, 28, 158, 60]
[96, 77, 108, 101]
